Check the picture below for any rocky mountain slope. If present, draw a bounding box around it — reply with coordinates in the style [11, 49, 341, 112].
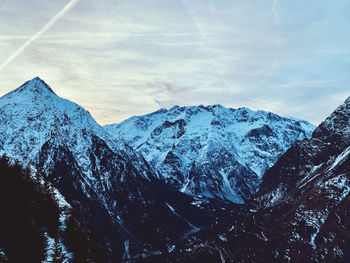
[105, 104, 315, 203]
[0, 78, 231, 262]
[149, 96, 350, 262]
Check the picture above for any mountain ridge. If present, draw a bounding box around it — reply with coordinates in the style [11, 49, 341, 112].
[104, 103, 315, 203]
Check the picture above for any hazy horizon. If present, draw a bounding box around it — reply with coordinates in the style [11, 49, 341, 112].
[1, 0, 350, 125]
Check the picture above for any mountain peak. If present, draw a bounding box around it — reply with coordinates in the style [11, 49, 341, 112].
[0, 78, 105, 168]
[0, 77, 59, 105]
[20, 77, 56, 95]
[334, 96, 350, 112]
[314, 96, 350, 134]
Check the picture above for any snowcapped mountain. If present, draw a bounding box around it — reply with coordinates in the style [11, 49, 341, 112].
[152, 96, 350, 262]
[0, 77, 107, 179]
[104, 104, 315, 203]
[5, 77, 346, 262]
[246, 95, 350, 261]
[0, 78, 230, 262]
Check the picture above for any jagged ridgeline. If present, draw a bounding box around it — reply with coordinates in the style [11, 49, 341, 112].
[105, 104, 315, 203]
[145, 96, 350, 262]
[0, 156, 106, 263]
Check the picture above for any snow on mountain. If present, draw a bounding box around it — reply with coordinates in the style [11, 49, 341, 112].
[0, 77, 119, 209]
[0, 77, 103, 169]
[0, 77, 232, 261]
[104, 104, 315, 203]
[240, 96, 350, 262]
[257, 96, 350, 207]
[155, 96, 350, 262]
[0, 77, 147, 205]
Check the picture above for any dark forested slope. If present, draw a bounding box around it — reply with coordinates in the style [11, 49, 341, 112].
[0, 156, 105, 263]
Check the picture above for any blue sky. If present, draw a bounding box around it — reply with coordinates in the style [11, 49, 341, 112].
[0, 0, 349, 125]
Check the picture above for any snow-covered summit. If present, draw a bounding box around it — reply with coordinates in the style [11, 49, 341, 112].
[0, 77, 104, 169]
[8, 77, 56, 95]
[105, 104, 315, 203]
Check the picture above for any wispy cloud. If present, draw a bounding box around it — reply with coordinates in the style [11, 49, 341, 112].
[0, 0, 349, 126]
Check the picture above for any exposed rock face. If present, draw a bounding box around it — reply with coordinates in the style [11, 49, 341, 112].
[148, 96, 350, 263]
[105, 104, 315, 203]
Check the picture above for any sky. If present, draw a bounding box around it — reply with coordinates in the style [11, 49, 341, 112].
[0, 0, 350, 125]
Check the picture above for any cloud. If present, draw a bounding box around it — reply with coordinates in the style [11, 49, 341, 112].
[1, 0, 350, 126]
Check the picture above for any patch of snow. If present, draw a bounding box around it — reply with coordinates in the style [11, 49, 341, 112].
[297, 163, 325, 189]
[219, 250, 226, 263]
[228, 225, 235, 232]
[333, 246, 344, 257]
[299, 173, 320, 189]
[59, 240, 73, 262]
[219, 169, 244, 204]
[123, 240, 130, 260]
[296, 209, 328, 250]
[335, 213, 342, 225]
[165, 202, 176, 214]
[328, 146, 350, 172]
[53, 188, 71, 209]
[168, 245, 175, 253]
[218, 235, 228, 242]
[165, 202, 199, 233]
[264, 184, 284, 207]
[259, 231, 268, 241]
[43, 233, 55, 263]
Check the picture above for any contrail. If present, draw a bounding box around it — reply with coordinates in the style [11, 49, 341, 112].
[181, 0, 229, 88]
[272, 0, 280, 25]
[266, 0, 282, 78]
[0, 0, 80, 73]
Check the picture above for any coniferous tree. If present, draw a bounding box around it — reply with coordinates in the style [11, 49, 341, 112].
[0, 155, 105, 262]
[52, 241, 66, 263]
